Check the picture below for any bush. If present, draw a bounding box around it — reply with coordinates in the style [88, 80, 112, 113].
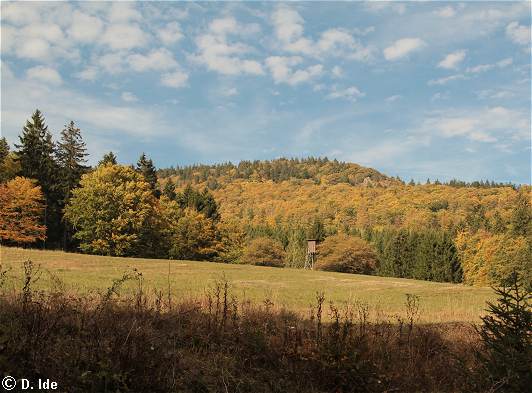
[315, 234, 377, 274]
[241, 237, 285, 267]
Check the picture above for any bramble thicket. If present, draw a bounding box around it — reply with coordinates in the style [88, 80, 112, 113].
[1, 110, 530, 286]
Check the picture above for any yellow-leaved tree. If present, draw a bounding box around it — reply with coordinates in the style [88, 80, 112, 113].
[64, 164, 157, 256]
[0, 177, 46, 243]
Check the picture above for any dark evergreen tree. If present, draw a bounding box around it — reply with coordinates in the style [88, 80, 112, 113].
[15, 109, 61, 247]
[136, 153, 160, 197]
[510, 192, 531, 237]
[56, 121, 89, 249]
[56, 121, 88, 200]
[0, 137, 9, 165]
[162, 179, 177, 200]
[307, 217, 326, 242]
[477, 273, 531, 392]
[98, 151, 117, 166]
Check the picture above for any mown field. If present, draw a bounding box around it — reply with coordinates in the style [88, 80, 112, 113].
[0, 246, 494, 322]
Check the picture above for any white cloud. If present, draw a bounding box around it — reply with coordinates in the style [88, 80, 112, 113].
[265, 56, 322, 85]
[435, 6, 456, 18]
[157, 22, 183, 45]
[271, 6, 373, 61]
[76, 67, 98, 81]
[428, 74, 467, 86]
[422, 107, 529, 143]
[101, 24, 148, 50]
[327, 85, 365, 101]
[506, 21, 530, 45]
[466, 57, 513, 73]
[121, 92, 138, 102]
[68, 10, 103, 43]
[191, 16, 264, 76]
[97, 52, 125, 74]
[161, 70, 188, 88]
[107, 2, 142, 23]
[16, 38, 51, 60]
[26, 65, 62, 85]
[477, 89, 515, 100]
[386, 95, 402, 103]
[331, 65, 343, 78]
[128, 48, 178, 72]
[438, 50, 466, 69]
[383, 38, 425, 60]
[221, 87, 238, 97]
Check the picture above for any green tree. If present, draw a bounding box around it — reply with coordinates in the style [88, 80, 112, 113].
[137, 153, 160, 198]
[162, 179, 176, 200]
[56, 121, 88, 200]
[15, 110, 61, 246]
[477, 273, 531, 392]
[64, 164, 157, 256]
[510, 191, 531, 237]
[0, 137, 9, 165]
[98, 151, 117, 166]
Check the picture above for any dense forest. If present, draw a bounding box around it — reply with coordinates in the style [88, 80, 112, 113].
[1, 110, 531, 287]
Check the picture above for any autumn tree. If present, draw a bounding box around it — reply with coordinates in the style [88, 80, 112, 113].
[315, 234, 377, 274]
[241, 237, 285, 267]
[64, 164, 157, 256]
[162, 205, 220, 261]
[0, 177, 46, 243]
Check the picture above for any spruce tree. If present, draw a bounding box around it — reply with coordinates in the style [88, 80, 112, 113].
[56, 121, 88, 201]
[0, 137, 9, 165]
[477, 273, 531, 392]
[15, 110, 61, 247]
[98, 151, 117, 166]
[56, 121, 89, 249]
[162, 179, 177, 200]
[136, 153, 160, 197]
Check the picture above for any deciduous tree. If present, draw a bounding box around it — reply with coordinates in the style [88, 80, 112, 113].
[0, 177, 46, 243]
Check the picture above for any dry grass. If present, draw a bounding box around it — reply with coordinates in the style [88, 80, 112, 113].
[0, 259, 489, 393]
[0, 246, 494, 323]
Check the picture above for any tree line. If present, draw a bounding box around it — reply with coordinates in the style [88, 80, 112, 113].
[1, 109, 530, 286]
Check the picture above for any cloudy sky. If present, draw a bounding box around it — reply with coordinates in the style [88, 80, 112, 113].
[1, 1, 530, 183]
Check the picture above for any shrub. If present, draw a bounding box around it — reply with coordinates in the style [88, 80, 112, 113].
[241, 237, 285, 267]
[315, 234, 377, 274]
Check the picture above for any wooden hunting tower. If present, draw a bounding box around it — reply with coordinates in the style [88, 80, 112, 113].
[304, 239, 318, 269]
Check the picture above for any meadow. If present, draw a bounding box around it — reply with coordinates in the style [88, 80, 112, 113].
[1, 246, 494, 323]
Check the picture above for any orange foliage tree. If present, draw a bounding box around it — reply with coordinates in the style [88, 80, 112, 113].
[0, 177, 46, 243]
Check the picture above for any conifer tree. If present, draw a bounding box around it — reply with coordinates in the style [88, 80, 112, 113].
[136, 153, 160, 197]
[477, 273, 531, 392]
[15, 110, 61, 246]
[56, 121, 88, 201]
[98, 151, 117, 166]
[162, 179, 176, 200]
[0, 137, 9, 165]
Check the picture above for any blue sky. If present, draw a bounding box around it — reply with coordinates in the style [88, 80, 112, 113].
[1, 1, 530, 183]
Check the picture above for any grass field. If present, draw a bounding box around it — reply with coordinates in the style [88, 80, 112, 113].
[0, 246, 494, 322]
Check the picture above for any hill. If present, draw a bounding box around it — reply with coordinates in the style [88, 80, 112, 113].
[157, 157, 531, 287]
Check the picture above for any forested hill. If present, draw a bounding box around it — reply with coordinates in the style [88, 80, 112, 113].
[157, 157, 396, 188]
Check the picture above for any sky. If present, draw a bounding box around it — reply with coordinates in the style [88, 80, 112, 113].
[1, 1, 530, 183]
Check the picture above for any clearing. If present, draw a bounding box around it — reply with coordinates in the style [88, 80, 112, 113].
[0, 247, 494, 322]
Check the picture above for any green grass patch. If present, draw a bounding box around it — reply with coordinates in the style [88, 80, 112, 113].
[0, 246, 494, 322]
